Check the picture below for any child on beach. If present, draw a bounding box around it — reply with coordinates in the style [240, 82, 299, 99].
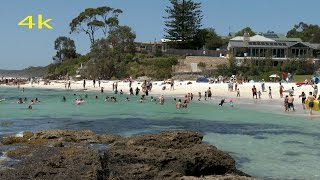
[236, 88, 240, 97]
[268, 86, 272, 99]
[258, 91, 262, 99]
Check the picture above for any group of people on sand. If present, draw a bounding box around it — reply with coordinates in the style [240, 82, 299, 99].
[251, 85, 271, 99]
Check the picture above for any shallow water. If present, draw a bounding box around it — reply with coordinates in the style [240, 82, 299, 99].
[0, 87, 320, 179]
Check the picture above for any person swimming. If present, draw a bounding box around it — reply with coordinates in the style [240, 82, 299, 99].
[176, 99, 182, 109]
[17, 98, 24, 104]
[28, 105, 32, 109]
[75, 98, 84, 105]
[62, 96, 66, 102]
[229, 99, 234, 107]
[219, 99, 225, 106]
[125, 97, 130, 101]
[95, 95, 98, 99]
[159, 95, 165, 105]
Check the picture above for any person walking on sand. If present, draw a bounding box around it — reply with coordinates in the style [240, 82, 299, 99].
[268, 86, 272, 99]
[98, 79, 101, 88]
[261, 79, 266, 92]
[93, 79, 96, 88]
[83, 79, 86, 89]
[307, 92, 316, 115]
[68, 80, 71, 90]
[299, 92, 306, 110]
[279, 83, 284, 98]
[252, 85, 257, 99]
[170, 79, 174, 90]
[236, 88, 240, 97]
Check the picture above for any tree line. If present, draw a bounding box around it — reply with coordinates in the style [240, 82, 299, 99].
[48, 0, 320, 80]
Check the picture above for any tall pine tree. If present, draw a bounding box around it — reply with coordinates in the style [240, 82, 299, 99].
[164, 0, 202, 42]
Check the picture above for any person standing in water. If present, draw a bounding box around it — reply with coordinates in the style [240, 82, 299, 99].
[287, 94, 295, 111]
[299, 92, 306, 110]
[130, 87, 134, 95]
[284, 95, 289, 111]
[176, 99, 182, 109]
[312, 85, 318, 97]
[207, 87, 212, 100]
[307, 92, 316, 115]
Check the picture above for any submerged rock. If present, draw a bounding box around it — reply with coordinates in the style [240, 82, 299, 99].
[0, 130, 251, 180]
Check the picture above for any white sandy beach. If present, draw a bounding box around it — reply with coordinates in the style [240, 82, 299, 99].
[3, 80, 317, 104]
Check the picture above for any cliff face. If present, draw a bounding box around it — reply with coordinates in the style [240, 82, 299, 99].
[0, 130, 252, 180]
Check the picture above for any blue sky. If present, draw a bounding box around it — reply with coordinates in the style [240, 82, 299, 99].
[1, 0, 320, 69]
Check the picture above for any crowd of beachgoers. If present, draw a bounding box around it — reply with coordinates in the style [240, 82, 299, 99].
[1, 76, 320, 115]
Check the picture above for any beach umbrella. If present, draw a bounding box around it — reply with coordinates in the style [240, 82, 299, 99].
[269, 74, 280, 78]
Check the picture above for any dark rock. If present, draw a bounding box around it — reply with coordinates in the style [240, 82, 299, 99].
[97, 134, 123, 144]
[1, 146, 102, 180]
[104, 131, 248, 179]
[0, 130, 250, 180]
[33, 130, 99, 143]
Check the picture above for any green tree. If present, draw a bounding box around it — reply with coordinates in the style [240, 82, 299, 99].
[69, 6, 122, 45]
[287, 22, 320, 43]
[89, 25, 136, 79]
[235, 27, 256, 37]
[193, 28, 223, 50]
[53, 36, 77, 62]
[164, 0, 203, 42]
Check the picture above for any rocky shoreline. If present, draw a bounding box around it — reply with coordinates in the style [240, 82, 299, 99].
[0, 130, 258, 180]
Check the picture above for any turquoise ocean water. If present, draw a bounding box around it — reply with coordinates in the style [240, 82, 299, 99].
[0, 87, 320, 179]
